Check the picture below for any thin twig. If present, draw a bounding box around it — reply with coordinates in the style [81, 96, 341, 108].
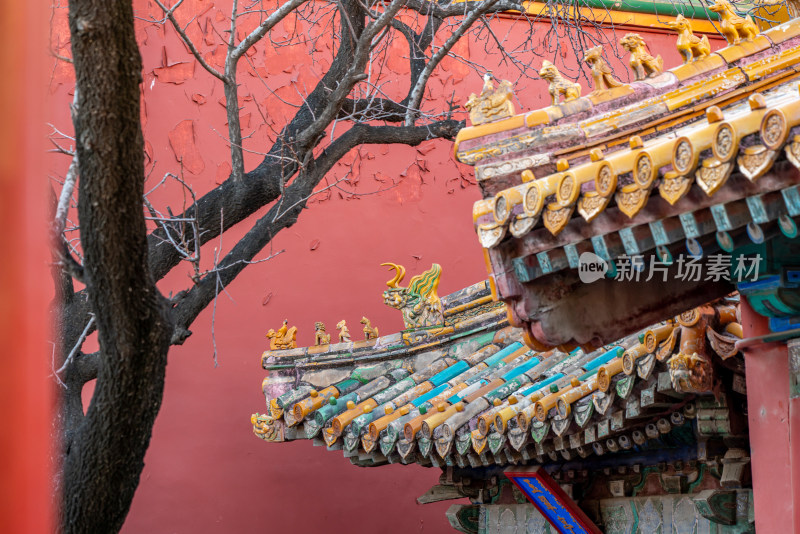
[56, 314, 96, 376]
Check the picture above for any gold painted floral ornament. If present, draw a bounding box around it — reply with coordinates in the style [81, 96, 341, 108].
[737, 145, 778, 181]
[314, 321, 331, 345]
[696, 159, 733, 196]
[539, 61, 581, 105]
[476, 222, 506, 248]
[542, 202, 574, 235]
[583, 45, 622, 92]
[265, 319, 297, 350]
[620, 33, 663, 80]
[706, 327, 741, 360]
[464, 73, 515, 126]
[361, 316, 379, 340]
[615, 183, 650, 219]
[659, 171, 693, 205]
[577, 191, 610, 222]
[668, 14, 710, 64]
[785, 134, 800, 169]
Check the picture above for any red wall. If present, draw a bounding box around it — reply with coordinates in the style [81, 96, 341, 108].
[47, 2, 707, 532]
[1, 2, 51, 533]
[124, 191, 488, 534]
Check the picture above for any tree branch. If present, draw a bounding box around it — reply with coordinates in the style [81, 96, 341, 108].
[153, 0, 226, 81]
[295, 0, 406, 148]
[404, 0, 524, 19]
[140, 0, 367, 281]
[338, 96, 407, 122]
[170, 119, 461, 337]
[405, 0, 502, 125]
[230, 0, 311, 60]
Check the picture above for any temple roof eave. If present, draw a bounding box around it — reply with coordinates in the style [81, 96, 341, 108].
[253, 286, 744, 473]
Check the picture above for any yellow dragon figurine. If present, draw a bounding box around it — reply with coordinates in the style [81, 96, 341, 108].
[668, 352, 713, 393]
[583, 45, 623, 92]
[361, 316, 379, 340]
[620, 33, 663, 80]
[251, 413, 284, 442]
[314, 321, 331, 345]
[667, 15, 710, 64]
[539, 61, 581, 105]
[265, 319, 297, 350]
[709, 0, 758, 44]
[381, 263, 444, 329]
[464, 72, 515, 126]
[336, 319, 351, 342]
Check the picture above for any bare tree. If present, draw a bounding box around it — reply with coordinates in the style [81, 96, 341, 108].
[50, 0, 640, 531]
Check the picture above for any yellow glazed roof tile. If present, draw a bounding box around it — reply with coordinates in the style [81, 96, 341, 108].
[457, 25, 800, 167]
[542, 106, 564, 123]
[762, 18, 800, 44]
[461, 19, 800, 250]
[524, 109, 552, 128]
[587, 84, 636, 106]
[715, 34, 772, 64]
[664, 68, 747, 110]
[472, 78, 800, 239]
[742, 43, 800, 81]
[670, 53, 727, 82]
[580, 102, 670, 139]
[454, 115, 527, 144]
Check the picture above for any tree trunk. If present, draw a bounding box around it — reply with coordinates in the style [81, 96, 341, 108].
[224, 72, 245, 181]
[62, 1, 173, 532]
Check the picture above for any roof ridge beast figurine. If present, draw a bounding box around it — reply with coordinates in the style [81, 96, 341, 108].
[381, 262, 444, 329]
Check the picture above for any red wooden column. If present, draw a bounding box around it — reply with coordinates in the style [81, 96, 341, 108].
[0, 2, 52, 534]
[740, 299, 800, 533]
